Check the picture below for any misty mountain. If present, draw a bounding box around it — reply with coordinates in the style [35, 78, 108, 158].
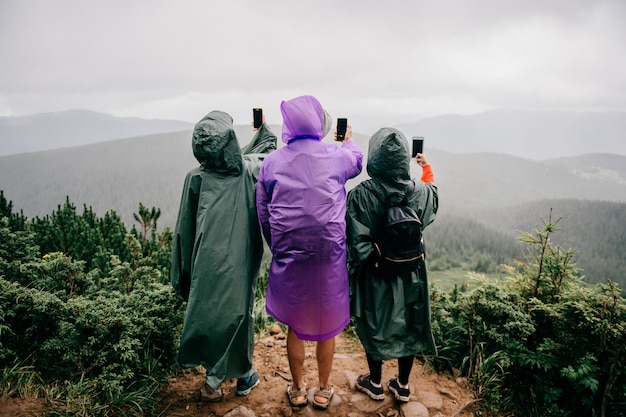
[428, 151, 626, 214]
[0, 109, 194, 156]
[2, 108, 626, 161]
[473, 199, 626, 284]
[394, 109, 626, 160]
[1, 127, 625, 286]
[1, 127, 625, 230]
[0, 126, 272, 229]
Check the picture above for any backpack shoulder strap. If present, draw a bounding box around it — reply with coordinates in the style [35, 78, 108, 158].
[366, 182, 414, 208]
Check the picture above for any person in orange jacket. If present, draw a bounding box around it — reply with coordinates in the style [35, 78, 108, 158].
[346, 127, 438, 402]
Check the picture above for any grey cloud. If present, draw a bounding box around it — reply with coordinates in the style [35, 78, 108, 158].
[0, 0, 625, 132]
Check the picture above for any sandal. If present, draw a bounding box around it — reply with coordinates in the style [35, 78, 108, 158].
[286, 383, 307, 407]
[313, 385, 334, 410]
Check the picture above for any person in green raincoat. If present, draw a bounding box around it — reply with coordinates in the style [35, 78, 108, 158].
[170, 110, 276, 401]
[346, 127, 438, 403]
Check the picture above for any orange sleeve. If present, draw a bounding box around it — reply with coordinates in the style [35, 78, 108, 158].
[421, 164, 434, 183]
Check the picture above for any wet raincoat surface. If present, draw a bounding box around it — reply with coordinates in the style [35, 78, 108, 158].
[257, 95, 363, 341]
[346, 127, 438, 360]
[170, 110, 276, 389]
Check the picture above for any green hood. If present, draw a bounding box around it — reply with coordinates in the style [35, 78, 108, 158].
[366, 127, 411, 185]
[192, 110, 243, 175]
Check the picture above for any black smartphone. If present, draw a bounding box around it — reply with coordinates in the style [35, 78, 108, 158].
[412, 137, 424, 157]
[336, 118, 347, 141]
[253, 108, 263, 129]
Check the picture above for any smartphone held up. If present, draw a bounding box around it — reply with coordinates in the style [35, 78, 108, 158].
[253, 108, 263, 129]
[412, 137, 424, 157]
[336, 118, 348, 141]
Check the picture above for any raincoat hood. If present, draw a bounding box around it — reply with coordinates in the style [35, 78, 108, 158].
[192, 110, 243, 175]
[366, 127, 411, 184]
[280, 95, 332, 144]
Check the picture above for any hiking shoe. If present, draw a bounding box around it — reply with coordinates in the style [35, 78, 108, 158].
[236, 370, 260, 396]
[388, 377, 410, 402]
[200, 383, 223, 402]
[356, 374, 385, 401]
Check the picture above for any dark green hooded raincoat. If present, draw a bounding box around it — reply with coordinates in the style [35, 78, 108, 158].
[346, 127, 438, 361]
[170, 110, 276, 389]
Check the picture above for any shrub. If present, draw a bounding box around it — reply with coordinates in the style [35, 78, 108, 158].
[431, 210, 626, 416]
[0, 198, 184, 416]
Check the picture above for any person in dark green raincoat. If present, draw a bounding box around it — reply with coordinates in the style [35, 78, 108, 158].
[346, 127, 438, 403]
[170, 110, 276, 401]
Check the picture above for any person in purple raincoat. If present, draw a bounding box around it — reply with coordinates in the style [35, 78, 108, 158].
[256, 95, 363, 409]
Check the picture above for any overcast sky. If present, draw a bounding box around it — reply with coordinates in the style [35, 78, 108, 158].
[1, 0, 625, 134]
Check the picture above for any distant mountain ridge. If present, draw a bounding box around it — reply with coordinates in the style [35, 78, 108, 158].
[0, 127, 624, 229]
[394, 109, 626, 160]
[2, 108, 625, 160]
[0, 109, 194, 156]
[1, 127, 625, 287]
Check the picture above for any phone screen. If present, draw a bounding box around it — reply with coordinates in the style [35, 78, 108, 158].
[336, 118, 347, 141]
[253, 108, 263, 128]
[412, 137, 424, 157]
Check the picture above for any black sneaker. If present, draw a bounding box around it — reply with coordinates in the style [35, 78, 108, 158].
[356, 374, 385, 401]
[388, 377, 410, 402]
[236, 370, 260, 396]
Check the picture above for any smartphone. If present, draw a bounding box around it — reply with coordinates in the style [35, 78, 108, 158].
[412, 137, 424, 157]
[253, 108, 263, 129]
[336, 118, 347, 141]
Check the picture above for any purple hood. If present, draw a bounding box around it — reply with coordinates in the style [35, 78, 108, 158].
[280, 95, 332, 144]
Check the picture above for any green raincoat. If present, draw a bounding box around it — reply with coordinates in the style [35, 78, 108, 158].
[346, 127, 438, 361]
[170, 111, 276, 388]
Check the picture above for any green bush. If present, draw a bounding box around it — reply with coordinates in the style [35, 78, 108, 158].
[0, 196, 183, 416]
[3, 192, 625, 416]
[431, 211, 626, 416]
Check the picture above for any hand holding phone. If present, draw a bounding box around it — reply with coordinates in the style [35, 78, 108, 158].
[412, 137, 424, 157]
[253, 108, 263, 129]
[336, 118, 347, 141]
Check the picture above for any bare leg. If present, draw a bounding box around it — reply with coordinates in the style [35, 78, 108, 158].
[287, 328, 306, 402]
[314, 336, 335, 405]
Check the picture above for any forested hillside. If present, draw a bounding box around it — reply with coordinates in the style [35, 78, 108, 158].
[1, 127, 625, 289]
[1, 128, 625, 227]
[425, 151, 626, 212]
[419, 199, 626, 289]
[0, 130, 197, 229]
[472, 199, 626, 285]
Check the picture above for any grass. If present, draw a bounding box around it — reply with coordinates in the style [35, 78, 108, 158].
[1, 357, 166, 417]
[0, 361, 44, 398]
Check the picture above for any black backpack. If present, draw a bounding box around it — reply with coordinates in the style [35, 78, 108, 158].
[371, 182, 424, 275]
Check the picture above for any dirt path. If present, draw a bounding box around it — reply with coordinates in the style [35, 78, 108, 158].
[0, 328, 477, 417]
[157, 328, 477, 417]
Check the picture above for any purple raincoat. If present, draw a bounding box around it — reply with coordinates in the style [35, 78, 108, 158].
[257, 95, 363, 341]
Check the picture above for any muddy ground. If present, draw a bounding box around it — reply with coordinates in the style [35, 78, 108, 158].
[156, 328, 477, 417]
[1, 329, 477, 417]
